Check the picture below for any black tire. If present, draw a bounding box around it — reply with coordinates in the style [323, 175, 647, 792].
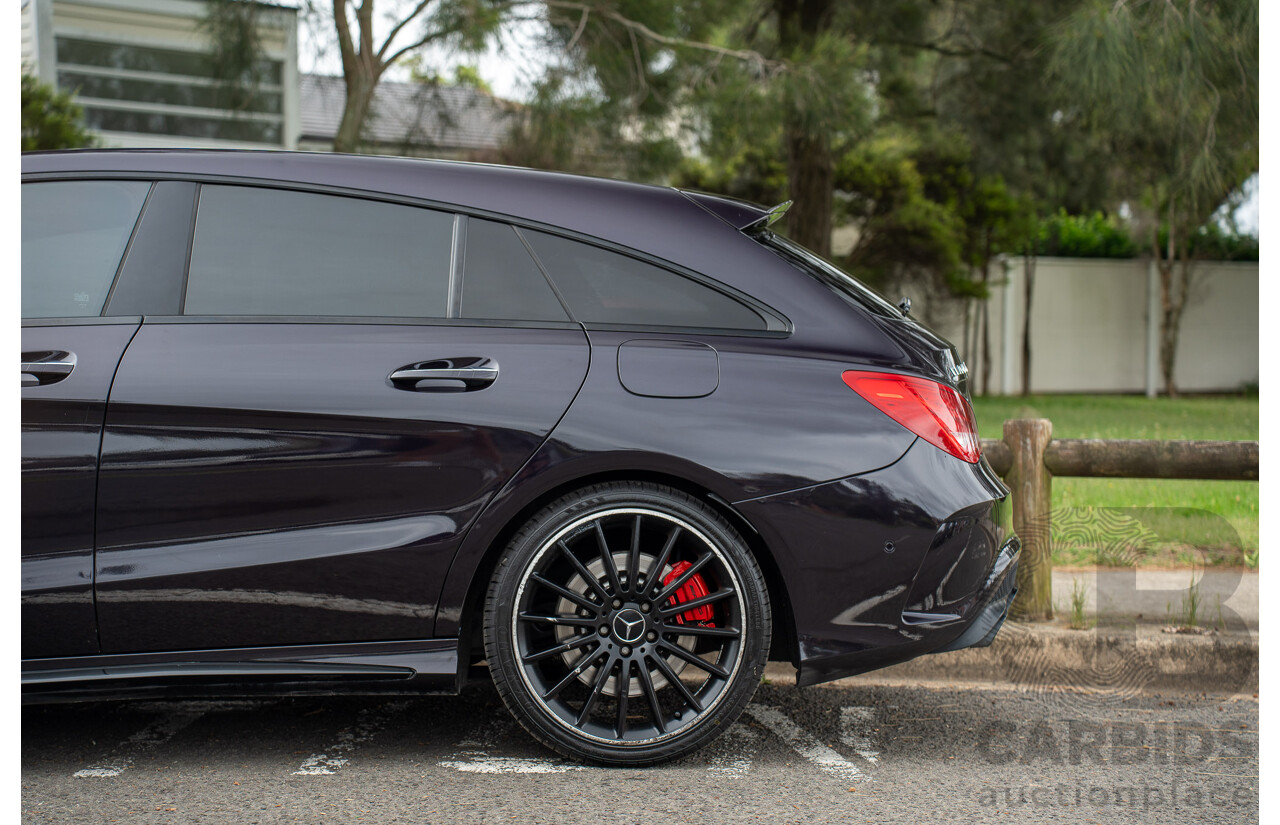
[484, 481, 771, 766]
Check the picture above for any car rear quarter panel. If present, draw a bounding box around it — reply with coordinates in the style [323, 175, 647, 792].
[433, 327, 923, 639]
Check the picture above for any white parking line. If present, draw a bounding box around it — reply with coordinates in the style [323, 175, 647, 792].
[73, 710, 204, 778]
[745, 705, 866, 782]
[707, 723, 761, 778]
[292, 700, 410, 776]
[840, 706, 881, 764]
[439, 715, 594, 774]
[438, 752, 589, 774]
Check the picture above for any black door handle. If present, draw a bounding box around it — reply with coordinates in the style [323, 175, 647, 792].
[22, 351, 77, 387]
[389, 357, 499, 392]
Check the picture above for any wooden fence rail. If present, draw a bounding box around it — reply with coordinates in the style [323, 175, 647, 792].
[980, 419, 1259, 620]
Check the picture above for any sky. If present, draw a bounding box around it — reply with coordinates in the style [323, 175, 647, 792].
[1234, 175, 1260, 235]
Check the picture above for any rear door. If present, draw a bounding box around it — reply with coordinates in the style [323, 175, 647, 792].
[94, 185, 589, 653]
[21, 179, 151, 659]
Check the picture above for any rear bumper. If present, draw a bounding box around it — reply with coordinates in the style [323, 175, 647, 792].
[736, 438, 1016, 687]
[934, 535, 1019, 653]
[781, 533, 1020, 685]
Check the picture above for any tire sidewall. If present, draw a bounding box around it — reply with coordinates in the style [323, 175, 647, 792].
[484, 482, 771, 766]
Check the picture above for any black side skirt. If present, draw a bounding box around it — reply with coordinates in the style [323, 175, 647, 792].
[22, 639, 460, 703]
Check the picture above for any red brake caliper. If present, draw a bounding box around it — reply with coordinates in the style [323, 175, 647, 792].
[662, 561, 716, 627]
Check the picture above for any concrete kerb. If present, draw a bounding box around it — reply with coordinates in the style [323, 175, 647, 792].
[1051, 568, 1258, 629]
[766, 622, 1258, 695]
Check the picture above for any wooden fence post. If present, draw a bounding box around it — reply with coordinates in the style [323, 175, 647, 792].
[1005, 418, 1053, 620]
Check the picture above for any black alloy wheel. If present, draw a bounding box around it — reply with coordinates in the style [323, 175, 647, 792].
[484, 482, 771, 765]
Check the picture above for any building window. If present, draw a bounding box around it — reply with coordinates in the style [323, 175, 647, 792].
[80, 108, 282, 144]
[55, 36, 285, 146]
[57, 71, 283, 115]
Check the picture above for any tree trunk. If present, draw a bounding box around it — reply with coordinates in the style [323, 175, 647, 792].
[980, 292, 990, 396]
[1158, 256, 1194, 400]
[980, 238, 992, 395]
[1021, 251, 1036, 396]
[334, 69, 377, 154]
[784, 126, 833, 256]
[1156, 259, 1177, 399]
[776, 0, 834, 257]
[1152, 201, 1193, 399]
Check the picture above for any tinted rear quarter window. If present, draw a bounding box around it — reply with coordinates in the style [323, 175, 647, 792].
[22, 180, 151, 318]
[460, 219, 569, 322]
[761, 233, 901, 319]
[185, 186, 453, 317]
[522, 230, 766, 331]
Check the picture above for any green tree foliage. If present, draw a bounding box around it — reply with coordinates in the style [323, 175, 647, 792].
[1028, 211, 1256, 261]
[831, 127, 1030, 392]
[1036, 210, 1139, 259]
[834, 129, 966, 296]
[674, 148, 787, 210]
[835, 130, 1029, 295]
[21, 72, 94, 151]
[926, 0, 1110, 215]
[1051, 0, 1258, 396]
[405, 58, 495, 95]
[201, 0, 267, 112]
[919, 0, 1112, 395]
[1162, 223, 1259, 262]
[451, 65, 492, 94]
[505, 0, 767, 181]
[526, 1, 933, 256]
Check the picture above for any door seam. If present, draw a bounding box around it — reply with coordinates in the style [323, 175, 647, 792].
[89, 317, 146, 654]
[428, 323, 594, 637]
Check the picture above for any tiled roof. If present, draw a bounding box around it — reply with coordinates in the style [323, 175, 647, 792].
[300, 74, 514, 151]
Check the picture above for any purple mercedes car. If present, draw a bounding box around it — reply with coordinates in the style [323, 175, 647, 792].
[22, 150, 1018, 765]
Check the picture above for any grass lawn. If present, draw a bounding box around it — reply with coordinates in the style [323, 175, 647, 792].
[970, 395, 1259, 567]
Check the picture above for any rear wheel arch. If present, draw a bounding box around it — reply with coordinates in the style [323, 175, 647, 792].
[454, 468, 798, 675]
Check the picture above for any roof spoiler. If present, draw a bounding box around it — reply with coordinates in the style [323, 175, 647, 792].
[742, 200, 792, 234]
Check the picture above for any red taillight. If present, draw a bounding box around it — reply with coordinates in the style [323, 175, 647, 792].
[841, 370, 981, 463]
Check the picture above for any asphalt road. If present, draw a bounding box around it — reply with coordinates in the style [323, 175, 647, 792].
[22, 677, 1258, 824]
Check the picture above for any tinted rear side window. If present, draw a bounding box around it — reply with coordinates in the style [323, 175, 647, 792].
[761, 233, 901, 319]
[460, 219, 569, 322]
[522, 230, 766, 331]
[22, 180, 150, 318]
[185, 186, 452, 317]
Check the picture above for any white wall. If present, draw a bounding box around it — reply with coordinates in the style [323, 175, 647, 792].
[923, 257, 1258, 396]
[1170, 261, 1260, 392]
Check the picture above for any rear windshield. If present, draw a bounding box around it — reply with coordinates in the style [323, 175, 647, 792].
[758, 233, 901, 319]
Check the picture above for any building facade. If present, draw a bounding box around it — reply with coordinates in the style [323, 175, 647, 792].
[21, 0, 300, 149]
